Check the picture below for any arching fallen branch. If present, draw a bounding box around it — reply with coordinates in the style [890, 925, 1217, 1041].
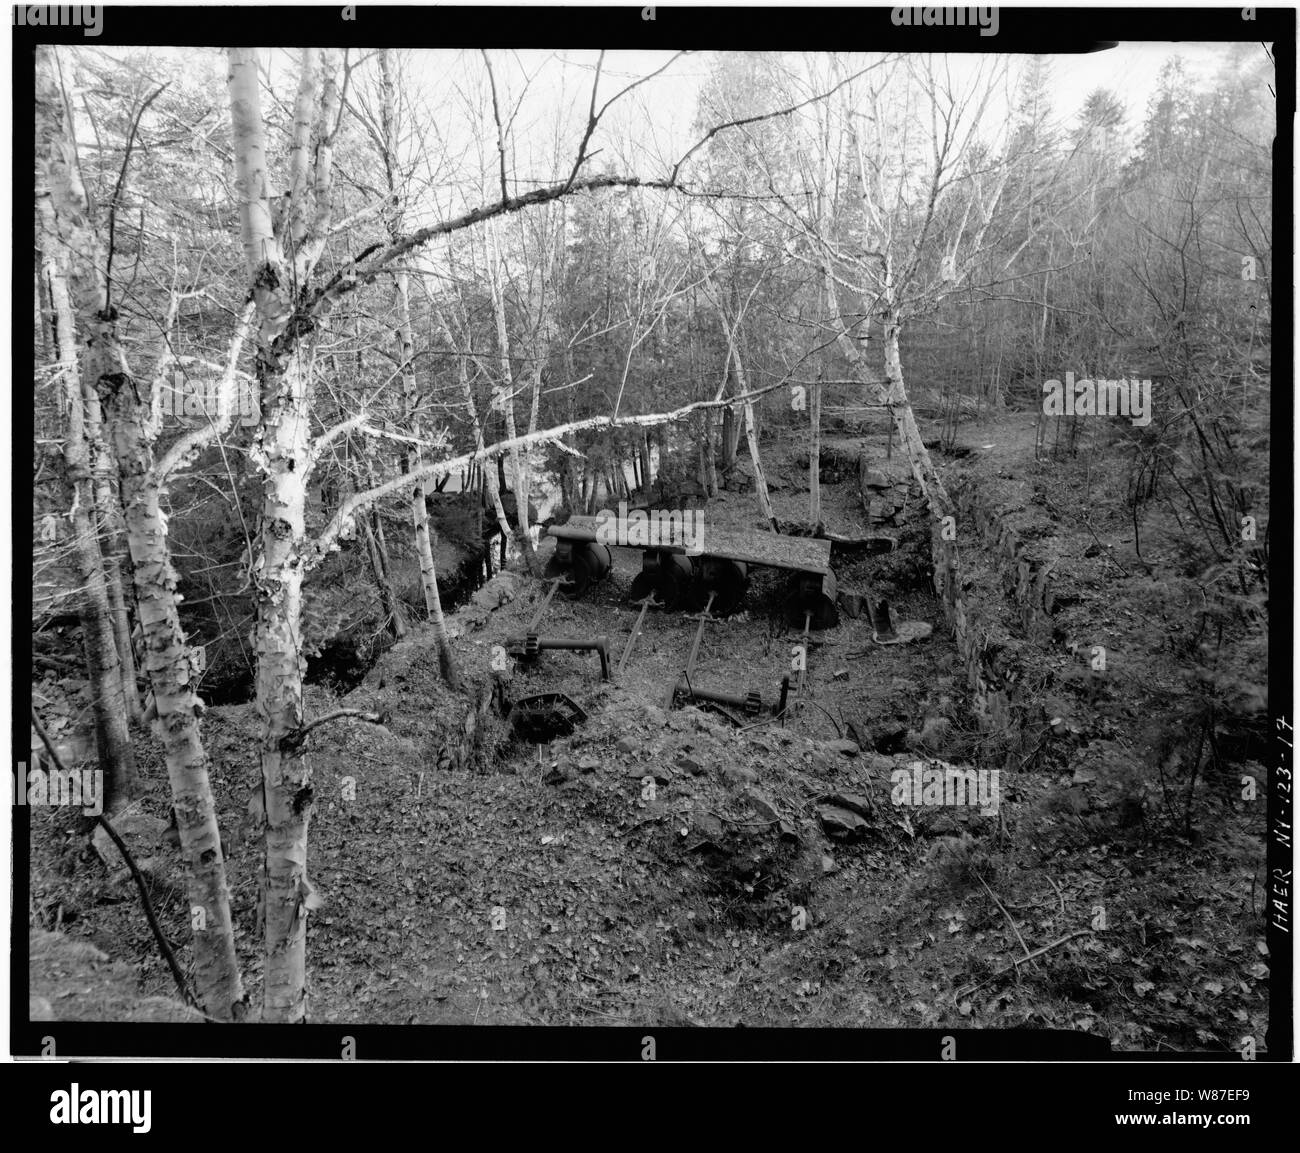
[30, 707, 199, 1014]
[277, 708, 387, 753]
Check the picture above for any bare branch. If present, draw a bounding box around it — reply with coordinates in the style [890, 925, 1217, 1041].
[669, 57, 887, 186]
[481, 49, 511, 202]
[156, 301, 256, 481]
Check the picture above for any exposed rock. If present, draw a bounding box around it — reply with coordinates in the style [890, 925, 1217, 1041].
[722, 764, 758, 787]
[674, 756, 707, 776]
[837, 590, 867, 619]
[809, 750, 838, 775]
[470, 571, 520, 612]
[627, 764, 673, 784]
[743, 788, 781, 824]
[616, 736, 638, 755]
[543, 762, 575, 785]
[639, 705, 668, 728]
[821, 738, 860, 758]
[818, 804, 870, 838]
[577, 756, 601, 774]
[819, 792, 872, 818]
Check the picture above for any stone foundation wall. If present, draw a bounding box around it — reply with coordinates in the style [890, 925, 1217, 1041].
[928, 477, 1061, 768]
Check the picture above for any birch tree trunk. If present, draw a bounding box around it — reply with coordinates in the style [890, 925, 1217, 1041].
[38, 48, 249, 1012]
[436, 304, 513, 551]
[732, 349, 777, 530]
[82, 398, 142, 720]
[486, 220, 542, 574]
[378, 50, 459, 684]
[809, 374, 823, 530]
[359, 510, 407, 639]
[100, 375, 248, 1019]
[638, 428, 653, 494]
[230, 45, 338, 1022]
[35, 50, 135, 811]
[719, 317, 776, 530]
[703, 409, 718, 497]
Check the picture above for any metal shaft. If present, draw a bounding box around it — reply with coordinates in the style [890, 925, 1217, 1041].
[617, 594, 657, 677]
[684, 591, 717, 679]
[528, 577, 565, 631]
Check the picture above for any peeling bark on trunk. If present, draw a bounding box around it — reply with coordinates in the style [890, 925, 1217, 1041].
[727, 342, 776, 531]
[880, 319, 952, 510]
[379, 50, 457, 684]
[230, 46, 338, 1022]
[82, 388, 142, 719]
[880, 319, 959, 605]
[486, 220, 542, 575]
[35, 52, 135, 811]
[100, 375, 247, 1019]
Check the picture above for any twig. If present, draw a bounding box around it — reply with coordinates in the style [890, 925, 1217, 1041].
[30, 707, 198, 1012]
[104, 82, 170, 312]
[279, 708, 386, 751]
[1082, 515, 1130, 577]
[959, 929, 1096, 998]
[977, 871, 1038, 971]
[1048, 874, 1066, 919]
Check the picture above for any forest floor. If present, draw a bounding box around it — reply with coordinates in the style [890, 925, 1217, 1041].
[28, 402, 1271, 1051]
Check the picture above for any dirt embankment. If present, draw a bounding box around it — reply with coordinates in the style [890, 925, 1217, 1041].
[30, 420, 1269, 1046]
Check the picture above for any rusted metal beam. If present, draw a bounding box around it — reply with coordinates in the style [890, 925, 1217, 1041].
[671, 675, 791, 724]
[505, 633, 611, 680]
[617, 592, 659, 677]
[551, 514, 831, 576]
[683, 591, 717, 680]
[528, 576, 566, 631]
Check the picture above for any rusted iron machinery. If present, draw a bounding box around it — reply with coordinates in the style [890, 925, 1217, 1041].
[547, 514, 837, 627]
[505, 574, 612, 679]
[505, 632, 611, 681]
[661, 590, 791, 726]
[691, 555, 749, 617]
[507, 691, 588, 743]
[628, 549, 694, 611]
[542, 537, 611, 597]
[670, 674, 791, 728]
[784, 568, 838, 630]
[617, 592, 660, 677]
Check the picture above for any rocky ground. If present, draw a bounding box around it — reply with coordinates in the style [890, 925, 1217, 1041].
[28, 408, 1270, 1049]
